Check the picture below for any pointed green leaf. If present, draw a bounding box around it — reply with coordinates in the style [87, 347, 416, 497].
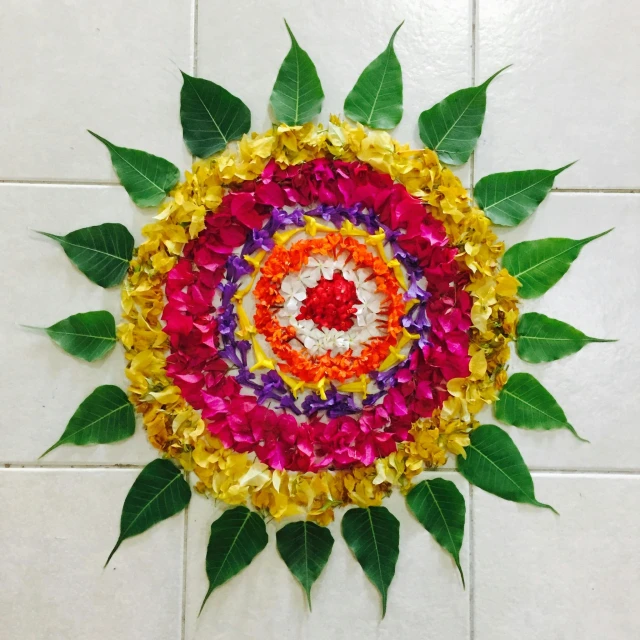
[106, 459, 191, 566]
[341, 506, 399, 618]
[276, 521, 334, 609]
[201, 506, 268, 613]
[496, 372, 586, 441]
[40, 385, 134, 458]
[516, 312, 616, 363]
[502, 229, 612, 298]
[418, 66, 509, 165]
[458, 425, 556, 512]
[35, 310, 116, 362]
[37, 223, 134, 288]
[88, 131, 180, 207]
[344, 22, 404, 129]
[269, 21, 324, 126]
[406, 479, 466, 585]
[475, 163, 574, 226]
[180, 71, 251, 158]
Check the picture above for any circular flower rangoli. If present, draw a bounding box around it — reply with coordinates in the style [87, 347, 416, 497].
[120, 119, 519, 524]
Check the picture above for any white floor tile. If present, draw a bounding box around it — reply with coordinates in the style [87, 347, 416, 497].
[492, 193, 639, 471]
[472, 474, 640, 639]
[185, 475, 470, 640]
[0, 185, 155, 464]
[0, 0, 192, 182]
[197, 0, 472, 186]
[0, 469, 184, 640]
[475, 0, 640, 189]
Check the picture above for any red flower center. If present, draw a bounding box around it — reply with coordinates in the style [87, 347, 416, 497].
[296, 272, 360, 331]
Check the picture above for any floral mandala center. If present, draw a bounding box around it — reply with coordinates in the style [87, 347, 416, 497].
[297, 272, 360, 331]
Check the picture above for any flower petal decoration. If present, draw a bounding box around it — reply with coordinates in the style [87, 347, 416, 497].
[418, 66, 509, 164]
[474, 163, 575, 227]
[40, 385, 135, 458]
[88, 131, 180, 207]
[502, 229, 613, 298]
[106, 458, 191, 566]
[344, 22, 404, 129]
[201, 506, 268, 613]
[342, 506, 400, 618]
[37, 223, 134, 288]
[276, 521, 334, 609]
[516, 312, 616, 363]
[458, 424, 557, 512]
[27, 22, 616, 615]
[270, 20, 324, 125]
[406, 478, 466, 586]
[495, 372, 587, 441]
[37, 310, 116, 362]
[180, 71, 251, 158]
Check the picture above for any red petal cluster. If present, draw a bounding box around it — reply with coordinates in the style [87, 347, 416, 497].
[297, 272, 359, 331]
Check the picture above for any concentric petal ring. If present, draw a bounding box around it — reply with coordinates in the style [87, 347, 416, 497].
[119, 120, 519, 523]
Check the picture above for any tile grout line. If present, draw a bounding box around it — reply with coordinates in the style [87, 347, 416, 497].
[468, 485, 475, 640]
[181, 506, 189, 640]
[1, 179, 638, 195]
[3, 463, 640, 476]
[469, 0, 478, 193]
[2, 463, 147, 470]
[0, 178, 120, 187]
[192, 0, 199, 77]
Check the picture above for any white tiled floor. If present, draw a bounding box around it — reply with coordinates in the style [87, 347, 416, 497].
[1, 1, 639, 639]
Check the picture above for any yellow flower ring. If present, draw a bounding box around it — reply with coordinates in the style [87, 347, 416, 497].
[119, 118, 519, 525]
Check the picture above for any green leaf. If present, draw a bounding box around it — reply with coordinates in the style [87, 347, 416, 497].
[33, 310, 116, 362]
[418, 66, 509, 165]
[40, 385, 134, 458]
[201, 506, 268, 614]
[269, 21, 325, 126]
[344, 22, 404, 129]
[406, 479, 466, 585]
[496, 372, 586, 441]
[516, 312, 616, 363]
[458, 425, 556, 512]
[341, 506, 399, 618]
[502, 229, 612, 298]
[88, 131, 180, 207]
[276, 521, 334, 609]
[474, 163, 574, 226]
[106, 459, 191, 566]
[37, 223, 134, 288]
[180, 71, 251, 158]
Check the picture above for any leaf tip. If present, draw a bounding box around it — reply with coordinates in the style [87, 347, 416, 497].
[482, 64, 512, 86]
[540, 502, 559, 515]
[104, 538, 122, 568]
[198, 588, 213, 617]
[390, 20, 404, 42]
[87, 129, 109, 147]
[456, 560, 466, 589]
[38, 442, 58, 459]
[283, 19, 296, 43]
